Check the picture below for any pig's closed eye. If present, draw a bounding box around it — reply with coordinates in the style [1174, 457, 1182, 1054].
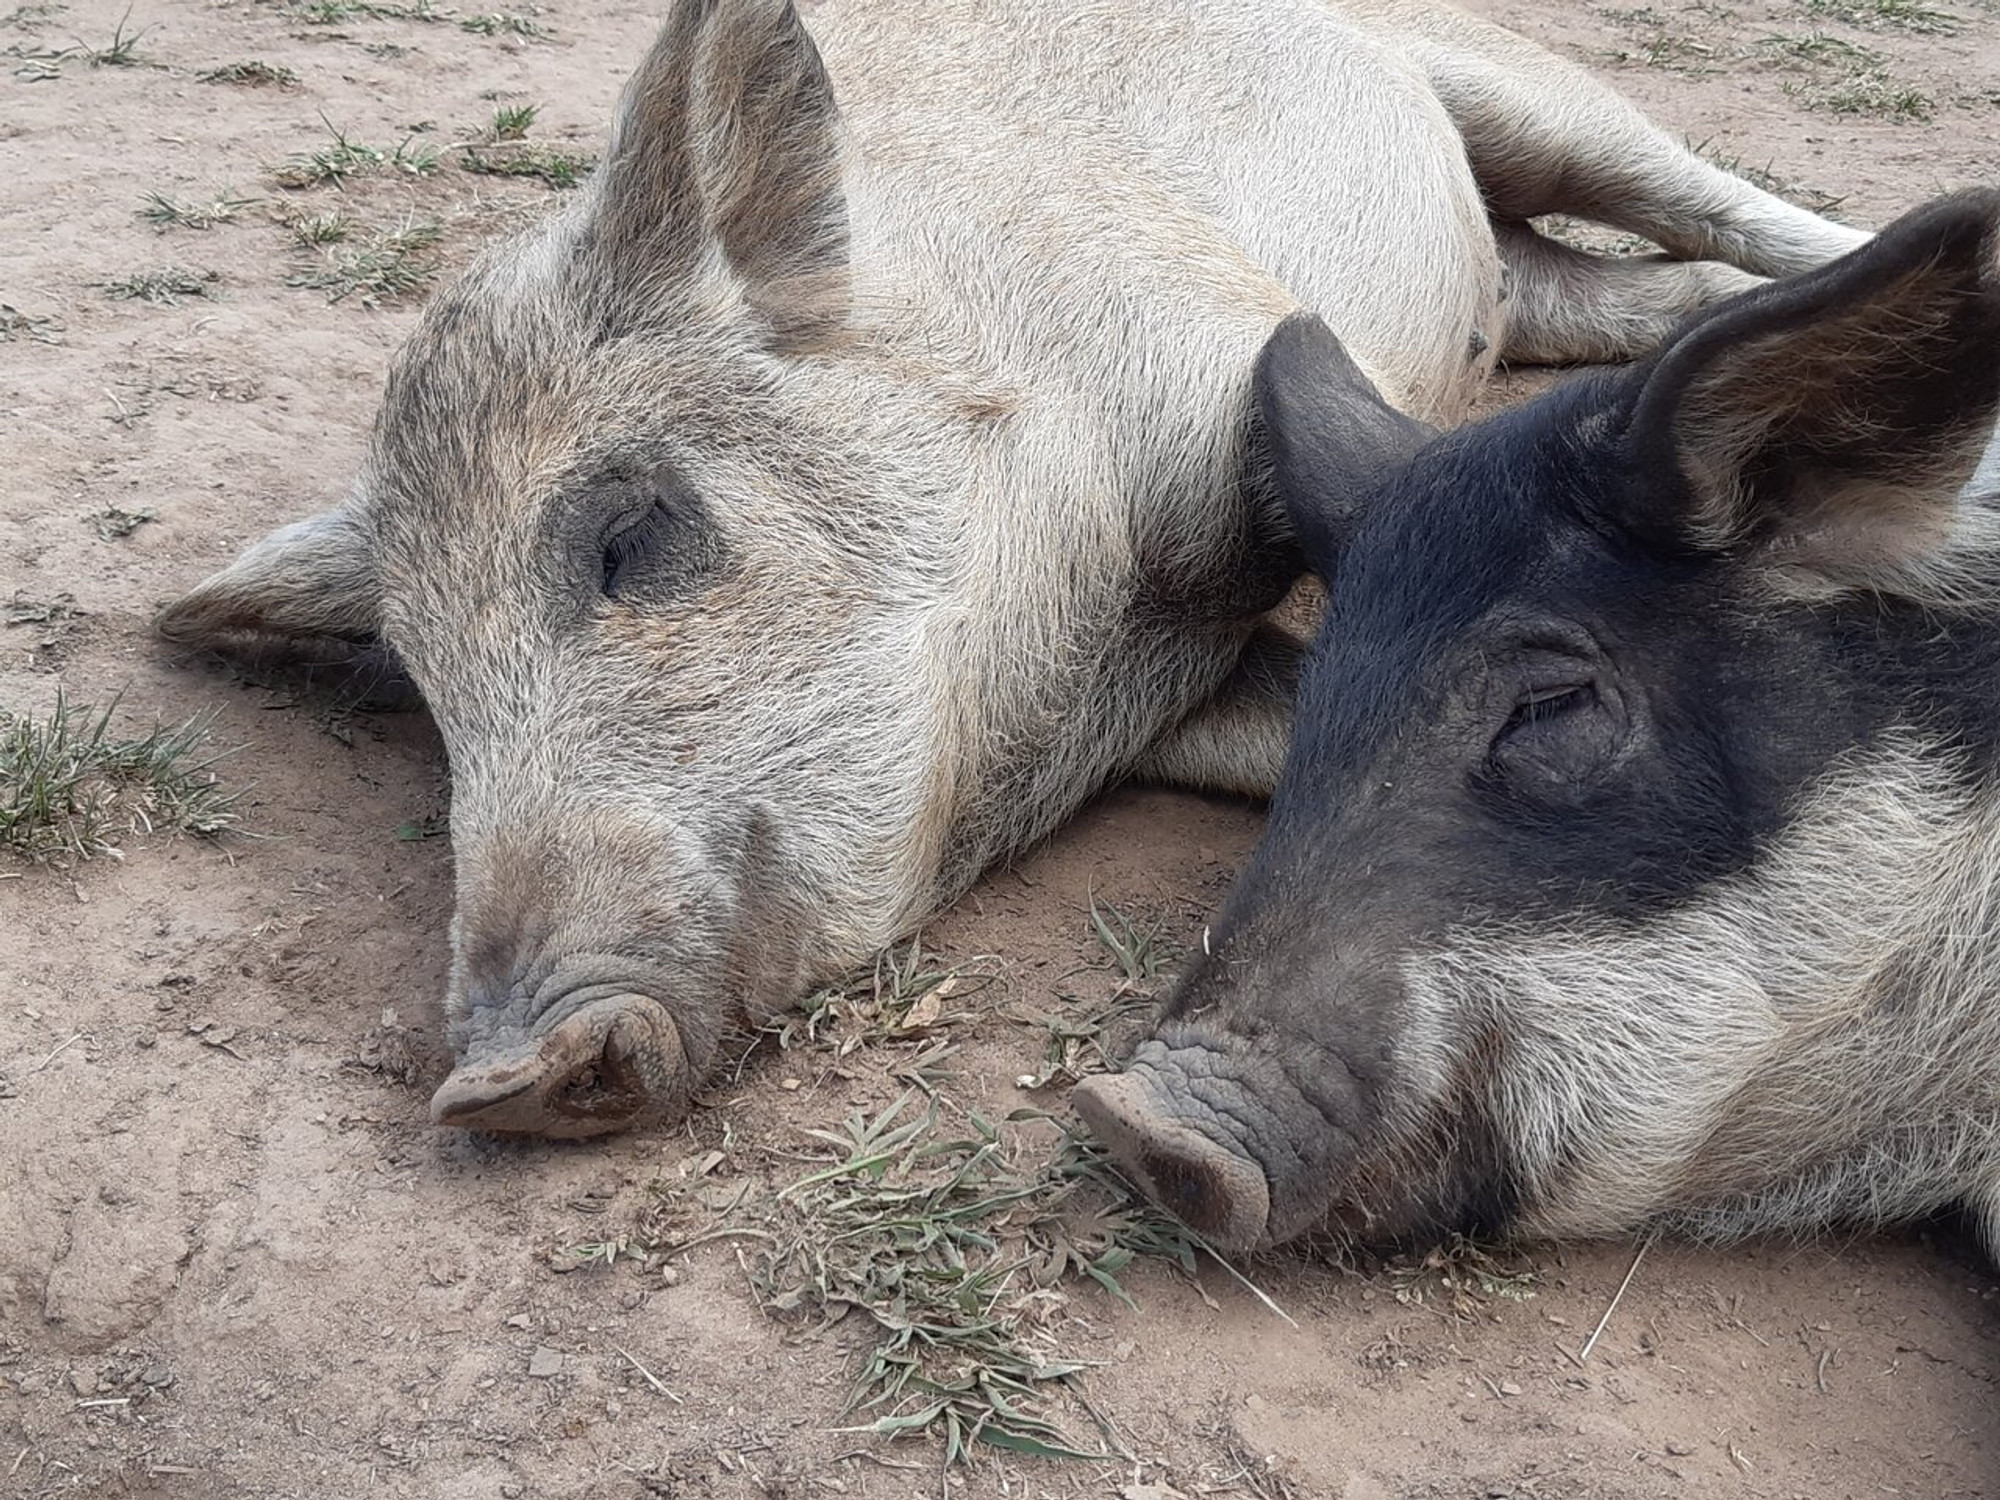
[601, 500, 674, 597]
[1499, 683, 1594, 740]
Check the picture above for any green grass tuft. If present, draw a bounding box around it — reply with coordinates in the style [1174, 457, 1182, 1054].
[1, 691, 244, 866]
[286, 218, 443, 304]
[1760, 29, 1935, 120]
[138, 189, 258, 230]
[273, 116, 440, 189]
[74, 5, 150, 65]
[489, 101, 536, 140]
[1087, 895, 1175, 986]
[279, 207, 354, 246]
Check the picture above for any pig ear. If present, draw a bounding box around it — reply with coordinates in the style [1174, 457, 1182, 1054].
[597, 0, 847, 342]
[155, 508, 379, 650]
[1626, 189, 2000, 601]
[1254, 312, 1436, 577]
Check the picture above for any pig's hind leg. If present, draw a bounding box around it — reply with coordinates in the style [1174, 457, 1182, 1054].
[1494, 220, 1762, 365]
[1374, 0, 1870, 277]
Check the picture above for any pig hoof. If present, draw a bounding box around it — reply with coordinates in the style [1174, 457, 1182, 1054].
[1072, 1073, 1272, 1250]
[430, 995, 689, 1139]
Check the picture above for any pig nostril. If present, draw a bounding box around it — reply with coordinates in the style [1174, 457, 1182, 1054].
[1141, 1149, 1228, 1234]
[555, 1055, 641, 1120]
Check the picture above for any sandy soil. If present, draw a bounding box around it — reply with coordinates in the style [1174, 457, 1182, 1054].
[3, 0, 1998, 1496]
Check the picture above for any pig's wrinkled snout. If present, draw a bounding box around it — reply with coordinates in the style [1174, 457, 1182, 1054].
[1073, 1069, 1274, 1249]
[430, 994, 691, 1139]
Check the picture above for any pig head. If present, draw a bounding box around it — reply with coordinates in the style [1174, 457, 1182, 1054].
[1078, 191, 2000, 1259]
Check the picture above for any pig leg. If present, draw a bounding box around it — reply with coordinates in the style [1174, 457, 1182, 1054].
[1125, 624, 1305, 799]
[1358, 0, 1869, 276]
[1494, 220, 1762, 365]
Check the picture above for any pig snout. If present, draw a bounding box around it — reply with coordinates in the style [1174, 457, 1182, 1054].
[1072, 1031, 1358, 1251]
[430, 990, 694, 1139]
[426, 806, 745, 1139]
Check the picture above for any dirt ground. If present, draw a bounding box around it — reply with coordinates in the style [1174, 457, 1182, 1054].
[3, 0, 1999, 1496]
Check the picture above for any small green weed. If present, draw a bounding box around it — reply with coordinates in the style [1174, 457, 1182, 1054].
[1800, 0, 1962, 31]
[74, 6, 150, 65]
[460, 143, 592, 188]
[1763, 27, 1880, 64]
[1088, 895, 1175, 986]
[138, 189, 258, 230]
[279, 207, 354, 246]
[102, 267, 219, 305]
[489, 101, 535, 140]
[197, 58, 296, 85]
[287, 219, 443, 304]
[1, 691, 244, 865]
[274, 116, 439, 189]
[459, 10, 547, 36]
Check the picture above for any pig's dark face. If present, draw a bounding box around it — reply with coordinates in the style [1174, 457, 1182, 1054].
[1076, 191, 2000, 1252]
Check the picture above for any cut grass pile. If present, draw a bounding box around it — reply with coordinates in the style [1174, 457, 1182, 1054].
[757, 937, 997, 1062]
[735, 1093, 1281, 1465]
[460, 142, 593, 188]
[1, 692, 243, 864]
[102, 267, 220, 305]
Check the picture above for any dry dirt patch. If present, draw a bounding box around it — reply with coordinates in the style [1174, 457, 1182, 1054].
[3, 1, 1998, 1497]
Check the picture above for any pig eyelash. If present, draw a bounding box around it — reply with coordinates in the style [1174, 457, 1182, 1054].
[1500, 683, 1594, 739]
[600, 499, 675, 595]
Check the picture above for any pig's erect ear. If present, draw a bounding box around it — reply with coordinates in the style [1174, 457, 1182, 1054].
[1626, 189, 2000, 600]
[155, 508, 379, 650]
[1254, 312, 1436, 577]
[597, 0, 847, 342]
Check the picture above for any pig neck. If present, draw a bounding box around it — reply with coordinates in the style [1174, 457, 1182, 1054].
[1434, 732, 2000, 1245]
[827, 222, 1297, 924]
